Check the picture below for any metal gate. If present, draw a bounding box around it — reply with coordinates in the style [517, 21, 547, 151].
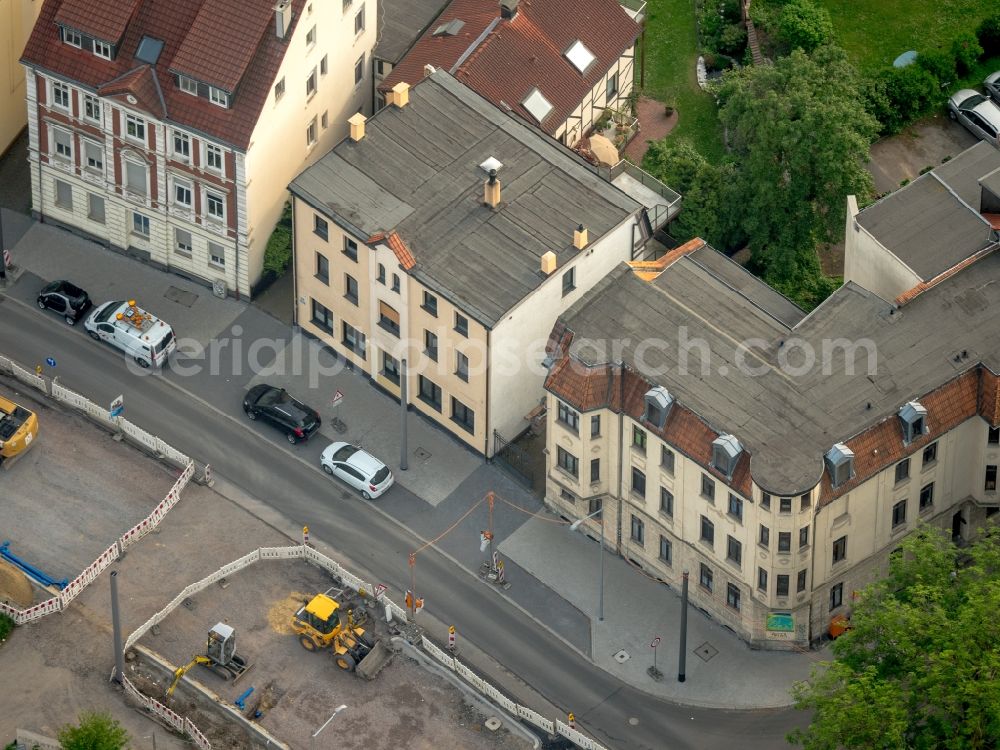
[493, 430, 534, 487]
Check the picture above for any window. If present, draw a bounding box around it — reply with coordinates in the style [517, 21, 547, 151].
[174, 180, 192, 207]
[779, 497, 792, 513]
[761, 493, 771, 511]
[557, 402, 579, 431]
[660, 488, 673, 517]
[757, 567, 767, 592]
[274, 77, 285, 101]
[590, 458, 600, 483]
[920, 482, 934, 510]
[797, 569, 807, 593]
[322, 111, 329, 129]
[894, 458, 910, 484]
[209, 87, 228, 107]
[87, 193, 105, 223]
[606, 71, 619, 99]
[345, 274, 359, 304]
[306, 25, 316, 46]
[206, 143, 223, 171]
[206, 192, 224, 219]
[310, 300, 333, 332]
[306, 69, 317, 97]
[52, 81, 70, 109]
[422, 291, 438, 316]
[632, 426, 646, 452]
[630, 515, 644, 545]
[726, 583, 740, 610]
[315, 252, 329, 283]
[314, 215, 329, 241]
[179, 76, 197, 95]
[699, 564, 713, 592]
[209, 242, 225, 267]
[557, 446, 578, 477]
[830, 583, 843, 611]
[700, 516, 714, 546]
[93, 40, 112, 59]
[83, 140, 103, 172]
[451, 397, 475, 433]
[562, 267, 576, 296]
[125, 161, 147, 195]
[832, 536, 847, 564]
[661, 447, 674, 473]
[800, 493, 811, 511]
[892, 499, 907, 528]
[125, 114, 145, 141]
[631, 467, 646, 496]
[778, 531, 791, 553]
[52, 128, 72, 159]
[923, 441, 938, 466]
[381, 352, 400, 384]
[424, 330, 438, 361]
[412, 375, 440, 411]
[591, 414, 601, 437]
[354, 55, 365, 85]
[342, 322, 366, 358]
[988, 465, 998, 492]
[354, 5, 365, 34]
[391, 274, 400, 293]
[799, 526, 809, 548]
[55, 179, 73, 209]
[989, 426, 1000, 445]
[84, 94, 101, 122]
[728, 494, 743, 522]
[701, 474, 715, 502]
[320, 55, 328, 76]
[659, 536, 671, 564]
[343, 237, 358, 261]
[63, 27, 82, 47]
[759, 524, 769, 548]
[776, 574, 789, 597]
[589, 496, 603, 517]
[173, 131, 190, 160]
[455, 313, 468, 337]
[132, 212, 150, 237]
[377, 263, 386, 284]
[726, 536, 742, 565]
[175, 228, 192, 254]
[455, 351, 469, 381]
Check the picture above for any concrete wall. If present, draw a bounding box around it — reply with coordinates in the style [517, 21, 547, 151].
[0, 0, 40, 154]
[843, 194, 922, 304]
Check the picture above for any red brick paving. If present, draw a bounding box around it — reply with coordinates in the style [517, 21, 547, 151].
[624, 96, 679, 164]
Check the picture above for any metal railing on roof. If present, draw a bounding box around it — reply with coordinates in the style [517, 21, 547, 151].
[599, 160, 683, 229]
[618, 0, 647, 23]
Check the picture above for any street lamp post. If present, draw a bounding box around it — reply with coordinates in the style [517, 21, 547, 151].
[570, 505, 605, 622]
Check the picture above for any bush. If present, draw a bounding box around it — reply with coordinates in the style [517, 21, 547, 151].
[776, 0, 833, 53]
[951, 31, 983, 76]
[976, 12, 1000, 58]
[262, 201, 293, 277]
[698, 0, 726, 50]
[58, 712, 129, 750]
[916, 49, 955, 85]
[863, 65, 940, 135]
[0, 613, 13, 641]
[718, 23, 748, 57]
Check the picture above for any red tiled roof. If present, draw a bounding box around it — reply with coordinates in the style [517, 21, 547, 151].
[627, 238, 705, 280]
[98, 65, 165, 119]
[55, 0, 141, 43]
[983, 213, 1000, 230]
[22, 0, 304, 149]
[381, 0, 639, 135]
[387, 231, 417, 270]
[979, 368, 1000, 427]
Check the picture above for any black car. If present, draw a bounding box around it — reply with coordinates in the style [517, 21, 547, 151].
[243, 384, 321, 444]
[37, 280, 92, 325]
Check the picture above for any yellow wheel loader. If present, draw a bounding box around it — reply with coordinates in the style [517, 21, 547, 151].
[291, 588, 392, 678]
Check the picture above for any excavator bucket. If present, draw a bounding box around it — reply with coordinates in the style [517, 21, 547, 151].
[356, 640, 392, 680]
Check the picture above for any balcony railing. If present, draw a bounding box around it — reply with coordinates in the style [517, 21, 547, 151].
[598, 161, 682, 229]
[618, 0, 646, 23]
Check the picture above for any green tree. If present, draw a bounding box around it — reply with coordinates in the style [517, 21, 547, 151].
[789, 526, 1000, 749]
[776, 0, 834, 53]
[58, 711, 129, 750]
[978, 12, 1000, 58]
[862, 64, 940, 135]
[715, 45, 876, 308]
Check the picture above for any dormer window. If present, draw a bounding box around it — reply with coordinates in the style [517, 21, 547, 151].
[93, 40, 113, 60]
[898, 401, 927, 444]
[825, 443, 855, 489]
[179, 76, 198, 96]
[564, 40, 595, 74]
[711, 434, 743, 479]
[642, 386, 673, 430]
[209, 87, 229, 108]
[62, 27, 82, 48]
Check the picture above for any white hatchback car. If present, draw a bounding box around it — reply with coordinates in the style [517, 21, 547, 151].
[320, 442, 394, 500]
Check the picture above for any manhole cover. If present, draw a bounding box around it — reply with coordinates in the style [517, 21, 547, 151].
[613, 649, 630, 663]
[628, 717, 639, 726]
[414, 447, 431, 460]
[694, 642, 718, 662]
[165, 286, 198, 307]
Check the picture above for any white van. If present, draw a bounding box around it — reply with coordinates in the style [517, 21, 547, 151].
[84, 299, 177, 368]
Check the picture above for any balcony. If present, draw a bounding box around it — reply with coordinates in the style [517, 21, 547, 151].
[597, 161, 682, 230]
[618, 0, 646, 23]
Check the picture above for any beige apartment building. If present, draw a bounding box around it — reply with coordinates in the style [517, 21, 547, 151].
[289, 70, 657, 455]
[543, 232, 1000, 649]
[0, 0, 42, 154]
[20, 0, 375, 297]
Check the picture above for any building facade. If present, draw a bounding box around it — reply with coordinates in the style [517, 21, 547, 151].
[20, 0, 375, 297]
[0, 0, 43, 154]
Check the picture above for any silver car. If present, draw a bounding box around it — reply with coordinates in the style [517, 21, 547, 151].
[947, 89, 1000, 146]
[985, 71, 1000, 106]
[320, 442, 394, 500]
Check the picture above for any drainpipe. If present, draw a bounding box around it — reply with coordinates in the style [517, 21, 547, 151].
[615, 360, 625, 553]
[290, 198, 298, 326]
[808, 500, 820, 646]
[484, 327, 492, 457]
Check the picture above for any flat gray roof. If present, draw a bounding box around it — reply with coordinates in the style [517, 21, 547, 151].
[558, 246, 1000, 494]
[290, 71, 640, 327]
[933, 140, 1000, 207]
[373, 0, 449, 64]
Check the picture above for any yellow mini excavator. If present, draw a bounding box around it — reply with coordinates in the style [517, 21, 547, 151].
[166, 622, 253, 696]
[291, 588, 392, 679]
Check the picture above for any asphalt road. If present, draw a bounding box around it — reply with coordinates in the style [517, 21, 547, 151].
[0, 295, 806, 749]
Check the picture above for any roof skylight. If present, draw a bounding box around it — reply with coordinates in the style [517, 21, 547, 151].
[564, 39, 595, 73]
[522, 87, 553, 123]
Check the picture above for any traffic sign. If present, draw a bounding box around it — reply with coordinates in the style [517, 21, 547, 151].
[45, 357, 56, 367]
[373, 583, 387, 599]
[110, 394, 124, 418]
[2, 249, 10, 268]
[331, 389, 344, 407]
[650, 636, 661, 649]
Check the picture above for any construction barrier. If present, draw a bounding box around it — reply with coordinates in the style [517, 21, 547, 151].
[516, 704, 556, 736]
[59, 542, 120, 608]
[119, 462, 194, 550]
[556, 720, 604, 749]
[11, 361, 46, 391]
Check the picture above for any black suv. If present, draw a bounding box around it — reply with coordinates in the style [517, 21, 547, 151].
[243, 384, 321, 444]
[37, 280, 92, 325]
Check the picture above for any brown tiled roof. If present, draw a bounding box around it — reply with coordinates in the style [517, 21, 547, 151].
[22, 0, 304, 149]
[984, 213, 1000, 230]
[387, 231, 417, 270]
[894, 245, 998, 305]
[627, 238, 704, 280]
[54, 0, 141, 43]
[98, 65, 165, 119]
[380, 0, 639, 135]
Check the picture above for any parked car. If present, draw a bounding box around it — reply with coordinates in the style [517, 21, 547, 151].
[37, 280, 92, 325]
[243, 384, 321, 444]
[947, 89, 1000, 146]
[320, 442, 394, 500]
[985, 71, 1000, 105]
[84, 299, 176, 368]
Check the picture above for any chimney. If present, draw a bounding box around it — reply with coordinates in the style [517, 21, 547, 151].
[573, 224, 588, 250]
[348, 112, 366, 141]
[500, 0, 519, 20]
[484, 169, 501, 208]
[540, 251, 557, 275]
[274, 0, 292, 39]
[387, 81, 410, 108]
[423, 64, 436, 77]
